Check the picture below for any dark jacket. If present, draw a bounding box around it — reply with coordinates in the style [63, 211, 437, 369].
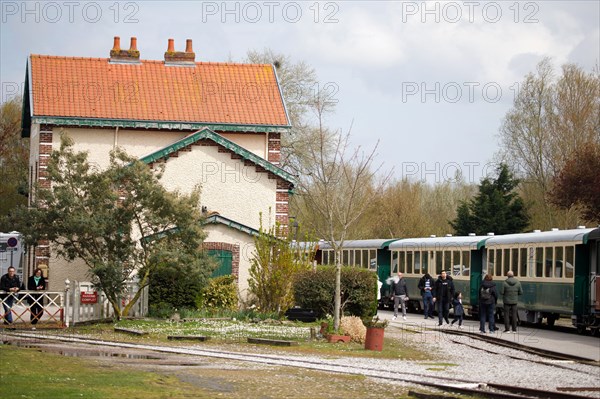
[0, 273, 23, 297]
[479, 280, 498, 305]
[418, 275, 433, 295]
[27, 275, 46, 304]
[391, 277, 408, 296]
[452, 298, 464, 316]
[500, 276, 523, 305]
[433, 276, 455, 302]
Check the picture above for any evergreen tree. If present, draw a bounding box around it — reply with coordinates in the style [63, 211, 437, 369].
[450, 164, 529, 235]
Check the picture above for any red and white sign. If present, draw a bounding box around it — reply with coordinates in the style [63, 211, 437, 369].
[80, 291, 98, 304]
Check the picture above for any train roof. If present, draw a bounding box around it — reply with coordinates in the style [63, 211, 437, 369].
[480, 227, 600, 247]
[388, 235, 488, 250]
[318, 238, 400, 250]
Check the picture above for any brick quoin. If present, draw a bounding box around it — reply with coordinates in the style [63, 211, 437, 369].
[276, 203, 288, 213]
[276, 191, 289, 202]
[40, 132, 53, 143]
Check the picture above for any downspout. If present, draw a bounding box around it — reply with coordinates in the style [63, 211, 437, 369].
[114, 127, 119, 148]
[265, 132, 269, 160]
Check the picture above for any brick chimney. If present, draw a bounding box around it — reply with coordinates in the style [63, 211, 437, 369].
[164, 38, 196, 66]
[109, 36, 141, 64]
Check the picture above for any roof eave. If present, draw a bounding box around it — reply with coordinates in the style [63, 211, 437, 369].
[30, 116, 292, 134]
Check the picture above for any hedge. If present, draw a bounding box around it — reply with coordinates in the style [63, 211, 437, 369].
[292, 266, 377, 318]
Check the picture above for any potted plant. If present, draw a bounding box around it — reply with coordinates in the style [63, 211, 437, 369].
[363, 316, 388, 351]
[321, 316, 351, 343]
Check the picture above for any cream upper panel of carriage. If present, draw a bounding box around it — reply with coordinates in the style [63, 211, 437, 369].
[389, 236, 488, 279]
[482, 228, 598, 282]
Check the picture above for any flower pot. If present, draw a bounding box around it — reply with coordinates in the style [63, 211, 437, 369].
[326, 334, 351, 343]
[364, 326, 385, 351]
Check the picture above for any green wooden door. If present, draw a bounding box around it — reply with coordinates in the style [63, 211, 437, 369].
[208, 249, 233, 277]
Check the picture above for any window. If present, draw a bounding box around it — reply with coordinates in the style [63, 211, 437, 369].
[453, 250, 462, 276]
[487, 250, 494, 275]
[435, 251, 443, 274]
[555, 247, 564, 278]
[422, 251, 429, 274]
[511, 248, 518, 276]
[535, 247, 543, 277]
[444, 251, 451, 274]
[502, 249, 510, 277]
[363, 250, 369, 268]
[565, 246, 574, 279]
[519, 248, 527, 277]
[343, 250, 349, 266]
[462, 251, 470, 275]
[495, 250, 502, 277]
[399, 251, 406, 273]
[408, 252, 414, 274]
[370, 250, 377, 268]
[392, 251, 399, 273]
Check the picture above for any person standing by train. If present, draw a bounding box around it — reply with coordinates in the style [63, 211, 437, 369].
[418, 273, 435, 319]
[479, 274, 498, 333]
[391, 272, 409, 320]
[500, 270, 523, 333]
[433, 271, 454, 326]
[1, 266, 23, 325]
[27, 268, 46, 329]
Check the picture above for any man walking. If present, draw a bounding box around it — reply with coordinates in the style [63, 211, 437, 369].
[500, 270, 523, 333]
[1, 266, 23, 325]
[433, 271, 455, 326]
[391, 272, 409, 320]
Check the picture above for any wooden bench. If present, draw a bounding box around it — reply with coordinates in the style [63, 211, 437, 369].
[247, 337, 298, 346]
[114, 327, 147, 336]
[167, 335, 210, 341]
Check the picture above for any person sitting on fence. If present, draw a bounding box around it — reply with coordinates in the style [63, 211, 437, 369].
[27, 268, 46, 328]
[1, 266, 23, 325]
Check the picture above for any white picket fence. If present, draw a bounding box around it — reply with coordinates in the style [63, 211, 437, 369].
[0, 280, 148, 328]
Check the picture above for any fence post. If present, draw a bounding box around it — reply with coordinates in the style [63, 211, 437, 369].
[64, 279, 70, 328]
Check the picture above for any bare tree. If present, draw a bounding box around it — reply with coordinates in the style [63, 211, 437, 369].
[499, 58, 600, 229]
[294, 95, 390, 330]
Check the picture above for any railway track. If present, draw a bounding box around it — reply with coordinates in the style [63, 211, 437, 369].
[441, 329, 600, 366]
[2, 331, 595, 399]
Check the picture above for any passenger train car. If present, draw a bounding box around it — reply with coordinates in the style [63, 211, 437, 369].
[310, 227, 600, 335]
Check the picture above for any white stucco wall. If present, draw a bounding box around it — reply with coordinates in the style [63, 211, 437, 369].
[204, 224, 256, 302]
[159, 144, 277, 231]
[54, 128, 187, 168]
[46, 250, 90, 291]
[220, 133, 266, 159]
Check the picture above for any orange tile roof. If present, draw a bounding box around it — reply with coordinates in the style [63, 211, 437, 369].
[28, 55, 290, 127]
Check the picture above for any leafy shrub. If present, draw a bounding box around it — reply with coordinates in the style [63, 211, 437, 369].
[148, 260, 211, 310]
[196, 275, 238, 310]
[340, 316, 367, 343]
[292, 266, 378, 319]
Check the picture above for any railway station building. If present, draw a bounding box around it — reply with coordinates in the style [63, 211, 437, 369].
[21, 36, 294, 300]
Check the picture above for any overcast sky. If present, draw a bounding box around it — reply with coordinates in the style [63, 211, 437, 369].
[2, 1, 598, 184]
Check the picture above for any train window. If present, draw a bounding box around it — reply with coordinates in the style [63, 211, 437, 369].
[444, 251, 451, 274]
[435, 251, 443, 274]
[519, 248, 527, 277]
[407, 252, 414, 273]
[411, 252, 418, 274]
[452, 250, 461, 276]
[565, 246, 574, 278]
[535, 247, 543, 277]
[343, 250, 349, 266]
[495, 250, 502, 277]
[422, 251, 429, 273]
[370, 250, 377, 268]
[486, 250, 494, 275]
[462, 251, 470, 272]
[544, 247, 554, 278]
[502, 248, 510, 277]
[392, 251, 399, 273]
[555, 247, 564, 278]
[399, 251, 406, 273]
